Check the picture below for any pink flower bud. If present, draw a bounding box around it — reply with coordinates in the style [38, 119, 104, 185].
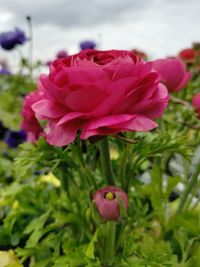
[153, 58, 191, 92]
[93, 186, 128, 221]
[192, 93, 200, 118]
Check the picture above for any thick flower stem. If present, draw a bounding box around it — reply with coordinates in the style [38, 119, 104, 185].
[176, 161, 200, 214]
[103, 221, 116, 266]
[170, 95, 192, 108]
[59, 163, 70, 198]
[99, 137, 115, 185]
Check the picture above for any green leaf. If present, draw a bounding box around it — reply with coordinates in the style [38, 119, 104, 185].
[117, 194, 127, 219]
[165, 175, 181, 200]
[85, 229, 99, 259]
[24, 212, 50, 235]
[31, 259, 51, 267]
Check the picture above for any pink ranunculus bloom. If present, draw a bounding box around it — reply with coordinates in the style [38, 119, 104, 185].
[30, 49, 169, 147]
[93, 186, 128, 221]
[152, 58, 191, 93]
[21, 90, 44, 142]
[192, 93, 200, 118]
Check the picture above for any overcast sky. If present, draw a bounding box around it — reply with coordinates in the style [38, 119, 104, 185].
[0, 0, 199, 66]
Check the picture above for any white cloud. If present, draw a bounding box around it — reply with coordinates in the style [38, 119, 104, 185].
[0, 0, 199, 67]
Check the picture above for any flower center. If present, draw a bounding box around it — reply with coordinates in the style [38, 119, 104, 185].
[105, 192, 115, 200]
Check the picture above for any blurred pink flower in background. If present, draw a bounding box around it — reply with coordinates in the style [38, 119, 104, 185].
[21, 90, 44, 142]
[152, 58, 191, 92]
[93, 186, 128, 221]
[192, 93, 200, 118]
[178, 44, 200, 65]
[178, 48, 197, 64]
[27, 49, 169, 146]
[56, 50, 68, 59]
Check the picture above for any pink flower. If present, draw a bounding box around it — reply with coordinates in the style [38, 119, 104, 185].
[30, 49, 169, 147]
[21, 90, 44, 142]
[93, 186, 128, 221]
[152, 58, 191, 92]
[192, 93, 200, 118]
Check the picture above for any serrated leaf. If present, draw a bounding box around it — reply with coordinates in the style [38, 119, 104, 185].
[116, 194, 127, 219]
[24, 212, 50, 234]
[85, 229, 99, 259]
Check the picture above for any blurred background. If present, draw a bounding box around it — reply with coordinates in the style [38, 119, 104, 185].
[0, 0, 199, 66]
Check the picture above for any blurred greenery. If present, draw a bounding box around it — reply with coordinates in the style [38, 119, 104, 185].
[0, 75, 35, 130]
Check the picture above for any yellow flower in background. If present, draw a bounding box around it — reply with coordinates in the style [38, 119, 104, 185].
[0, 250, 23, 267]
[40, 172, 61, 187]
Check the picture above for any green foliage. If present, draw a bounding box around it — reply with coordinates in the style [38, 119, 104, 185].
[0, 60, 200, 266]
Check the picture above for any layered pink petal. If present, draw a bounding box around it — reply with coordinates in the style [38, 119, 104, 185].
[57, 112, 84, 126]
[44, 120, 79, 146]
[65, 85, 107, 112]
[32, 99, 66, 119]
[109, 115, 157, 131]
[81, 114, 157, 139]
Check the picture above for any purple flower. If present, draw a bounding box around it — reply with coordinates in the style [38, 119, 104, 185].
[79, 40, 96, 50]
[0, 28, 26, 51]
[93, 186, 128, 221]
[0, 67, 11, 75]
[5, 130, 27, 148]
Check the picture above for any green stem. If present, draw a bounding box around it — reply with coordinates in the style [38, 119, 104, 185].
[176, 161, 200, 214]
[124, 157, 143, 192]
[119, 147, 129, 190]
[104, 221, 116, 266]
[99, 137, 114, 185]
[115, 222, 125, 251]
[170, 95, 192, 108]
[59, 164, 70, 198]
[26, 16, 33, 78]
[74, 139, 97, 188]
